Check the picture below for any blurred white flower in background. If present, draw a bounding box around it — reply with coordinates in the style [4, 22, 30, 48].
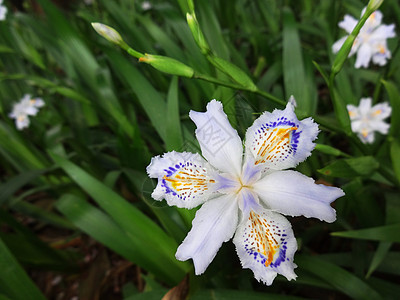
[141, 1, 152, 11]
[9, 94, 45, 130]
[347, 97, 391, 143]
[0, 0, 8, 21]
[332, 7, 396, 68]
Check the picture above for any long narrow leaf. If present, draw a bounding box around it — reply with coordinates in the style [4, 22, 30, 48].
[0, 238, 46, 300]
[50, 153, 188, 284]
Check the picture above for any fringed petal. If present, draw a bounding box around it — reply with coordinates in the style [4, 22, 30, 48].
[245, 97, 318, 171]
[147, 151, 217, 209]
[233, 207, 297, 285]
[189, 100, 243, 176]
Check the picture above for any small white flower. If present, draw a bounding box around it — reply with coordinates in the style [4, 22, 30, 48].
[347, 97, 391, 144]
[332, 7, 396, 68]
[0, 0, 8, 21]
[141, 1, 152, 10]
[9, 94, 45, 130]
[147, 98, 344, 285]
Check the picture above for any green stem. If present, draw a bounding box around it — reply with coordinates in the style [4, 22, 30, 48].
[193, 72, 285, 106]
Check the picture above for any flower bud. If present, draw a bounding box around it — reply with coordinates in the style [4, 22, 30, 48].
[139, 54, 194, 78]
[367, 0, 384, 11]
[92, 23, 124, 46]
[186, 13, 210, 54]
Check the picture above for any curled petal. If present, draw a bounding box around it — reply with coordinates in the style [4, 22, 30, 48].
[147, 151, 216, 209]
[245, 97, 319, 171]
[253, 170, 344, 223]
[176, 194, 239, 274]
[233, 207, 297, 285]
[189, 100, 243, 176]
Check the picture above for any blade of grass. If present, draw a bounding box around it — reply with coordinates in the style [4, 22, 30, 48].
[50, 153, 189, 283]
[282, 7, 316, 115]
[0, 238, 46, 300]
[296, 255, 381, 300]
[56, 194, 183, 283]
[331, 224, 400, 242]
[166, 76, 184, 151]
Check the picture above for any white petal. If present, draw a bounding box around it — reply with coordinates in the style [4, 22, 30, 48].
[369, 120, 390, 134]
[339, 15, 358, 33]
[347, 104, 359, 120]
[370, 24, 396, 40]
[176, 193, 239, 274]
[15, 115, 30, 130]
[332, 36, 348, 54]
[355, 44, 372, 68]
[359, 97, 372, 116]
[189, 100, 243, 176]
[365, 10, 383, 28]
[253, 170, 344, 223]
[350, 119, 363, 133]
[245, 98, 319, 171]
[358, 131, 375, 144]
[32, 98, 45, 108]
[147, 151, 217, 209]
[233, 207, 297, 285]
[370, 102, 392, 120]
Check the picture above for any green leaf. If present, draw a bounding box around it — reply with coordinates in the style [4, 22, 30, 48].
[123, 168, 188, 243]
[0, 122, 48, 171]
[390, 139, 400, 184]
[0, 169, 45, 205]
[381, 80, 400, 138]
[56, 194, 170, 274]
[331, 224, 400, 242]
[206, 55, 257, 91]
[0, 238, 46, 300]
[166, 77, 184, 151]
[315, 143, 350, 157]
[331, 87, 352, 134]
[283, 7, 316, 115]
[366, 242, 392, 278]
[50, 153, 188, 284]
[190, 289, 305, 300]
[104, 49, 168, 143]
[296, 255, 382, 300]
[318, 156, 379, 177]
[191, 289, 306, 300]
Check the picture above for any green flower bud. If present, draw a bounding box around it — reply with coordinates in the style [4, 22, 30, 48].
[186, 13, 210, 55]
[367, 0, 384, 11]
[92, 23, 124, 46]
[139, 54, 194, 78]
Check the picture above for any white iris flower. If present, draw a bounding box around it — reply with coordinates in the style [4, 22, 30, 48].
[332, 7, 396, 68]
[347, 97, 391, 144]
[9, 94, 45, 130]
[0, 0, 7, 21]
[147, 99, 344, 285]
